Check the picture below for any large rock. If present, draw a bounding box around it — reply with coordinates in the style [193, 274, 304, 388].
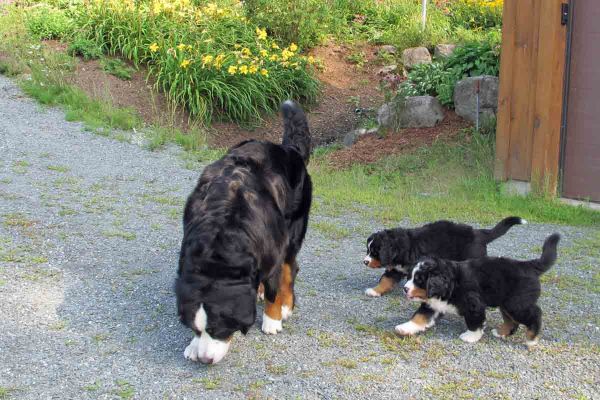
[434, 44, 456, 59]
[453, 75, 499, 124]
[377, 45, 397, 56]
[378, 96, 444, 129]
[401, 47, 432, 69]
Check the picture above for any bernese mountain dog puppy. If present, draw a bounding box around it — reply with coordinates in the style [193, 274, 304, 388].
[398, 233, 560, 347]
[363, 216, 526, 298]
[175, 100, 312, 364]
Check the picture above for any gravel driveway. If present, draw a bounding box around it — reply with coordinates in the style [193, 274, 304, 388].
[1, 75, 599, 399]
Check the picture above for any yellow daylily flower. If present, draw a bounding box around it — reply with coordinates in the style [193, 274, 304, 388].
[149, 43, 159, 53]
[180, 59, 191, 69]
[249, 64, 258, 74]
[177, 43, 186, 51]
[289, 43, 298, 52]
[239, 65, 249, 75]
[260, 68, 269, 77]
[228, 65, 238, 75]
[271, 43, 280, 50]
[202, 54, 214, 67]
[256, 27, 267, 40]
[259, 49, 268, 57]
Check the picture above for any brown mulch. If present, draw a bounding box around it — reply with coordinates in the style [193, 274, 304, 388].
[325, 111, 471, 169]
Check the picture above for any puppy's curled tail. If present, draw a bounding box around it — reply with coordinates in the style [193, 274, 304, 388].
[536, 233, 561, 275]
[481, 216, 526, 244]
[281, 100, 311, 165]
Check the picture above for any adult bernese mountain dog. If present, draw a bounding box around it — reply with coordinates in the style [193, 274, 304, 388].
[363, 216, 526, 298]
[398, 233, 560, 347]
[175, 100, 312, 364]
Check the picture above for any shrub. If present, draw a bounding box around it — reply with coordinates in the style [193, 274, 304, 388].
[100, 58, 135, 80]
[67, 36, 103, 60]
[78, 0, 319, 123]
[24, 4, 75, 39]
[398, 37, 501, 106]
[448, 0, 504, 30]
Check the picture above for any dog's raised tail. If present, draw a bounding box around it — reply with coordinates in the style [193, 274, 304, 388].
[281, 100, 311, 164]
[536, 233, 561, 275]
[480, 216, 526, 244]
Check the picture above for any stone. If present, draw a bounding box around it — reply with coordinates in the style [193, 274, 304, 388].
[434, 44, 457, 59]
[378, 96, 444, 129]
[378, 45, 397, 55]
[401, 47, 432, 69]
[343, 128, 368, 147]
[453, 75, 499, 124]
[376, 64, 397, 75]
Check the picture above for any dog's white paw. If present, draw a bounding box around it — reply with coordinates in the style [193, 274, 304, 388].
[257, 292, 264, 301]
[365, 288, 381, 297]
[460, 329, 484, 343]
[281, 305, 293, 321]
[394, 321, 425, 336]
[184, 336, 200, 361]
[525, 338, 539, 348]
[491, 328, 506, 339]
[262, 313, 283, 335]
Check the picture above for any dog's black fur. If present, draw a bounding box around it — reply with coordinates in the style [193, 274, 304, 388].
[403, 233, 560, 344]
[363, 216, 526, 296]
[176, 100, 312, 343]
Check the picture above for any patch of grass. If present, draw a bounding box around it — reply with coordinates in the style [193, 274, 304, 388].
[335, 358, 357, 369]
[100, 58, 135, 81]
[425, 378, 477, 400]
[114, 380, 134, 400]
[102, 230, 136, 241]
[248, 380, 268, 391]
[306, 328, 334, 348]
[194, 378, 221, 390]
[83, 381, 101, 392]
[266, 364, 287, 375]
[47, 164, 70, 173]
[311, 131, 600, 226]
[92, 333, 109, 343]
[311, 220, 350, 240]
[22, 267, 58, 281]
[3, 212, 35, 228]
[0, 386, 15, 399]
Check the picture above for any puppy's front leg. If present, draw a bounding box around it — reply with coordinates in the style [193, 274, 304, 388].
[365, 269, 404, 297]
[460, 295, 486, 343]
[395, 303, 437, 336]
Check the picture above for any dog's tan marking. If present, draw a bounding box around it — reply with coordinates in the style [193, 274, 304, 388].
[264, 263, 295, 321]
[367, 258, 382, 269]
[496, 309, 519, 337]
[411, 312, 430, 328]
[257, 282, 265, 301]
[410, 288, 427, 300]
[373, 275, 396, 295]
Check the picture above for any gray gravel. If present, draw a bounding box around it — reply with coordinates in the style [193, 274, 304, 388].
[1, 75, 599, 399]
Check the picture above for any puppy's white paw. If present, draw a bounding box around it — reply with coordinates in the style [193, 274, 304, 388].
[183, 336, 200, 361]
[491, 328, 506, 339]
[365, 288, 381, 297]
[281, 305, 293, 321]
[460, 329, 484, 343]
[262, 313, 283, 335]
[525, 338, 539, 348]
[394, 321, 425, 336]
[257, 292, 264, 301]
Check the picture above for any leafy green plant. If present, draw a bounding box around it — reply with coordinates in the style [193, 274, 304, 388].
[100, 58, 135, 80]
[24, 4, 75, 39]
[448, 0, 504, 30]
[67, 36, 103, 60]
[346, 51, 368, 68]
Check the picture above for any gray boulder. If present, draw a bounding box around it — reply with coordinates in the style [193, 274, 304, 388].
[453, 75, 499, 124]
[376, 64, 397, 76]
[434, 44, 456, 59]
[401, 47, 432, 69]
[378, 96, 444, 129]
[378, 45, 397, 56]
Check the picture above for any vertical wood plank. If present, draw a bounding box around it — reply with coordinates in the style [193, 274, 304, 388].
[531, 0, 567, 195]
[495, 0, 517, 180]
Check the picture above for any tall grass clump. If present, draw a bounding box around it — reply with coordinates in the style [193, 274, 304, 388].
[76, 0, 320, 124]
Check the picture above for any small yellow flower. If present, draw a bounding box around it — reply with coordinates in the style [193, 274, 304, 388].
[269, 54, 279, 62]
[289, 43, 298, 52]
[214, 54, 225, 69]
[271, 43, 280, 50]
[260, 68, 269, 77]
[242, 47, 252, 56]
[228, 65, 238, 75]
[249, 64, 258, 74]
[307, 55, 315, 64]
[149, 43, 159, 53]
[202, 54, 214, 67]
[259, 49, 268, 57]
[239, 65, 249, 75]
[177, 43, 186, 51]
[281, 49, 294, 61]
[180, 59, 191, 69]
[234, 44, 241, 49]
[256, 27, 267, 40]
[186, 45, 193, 51]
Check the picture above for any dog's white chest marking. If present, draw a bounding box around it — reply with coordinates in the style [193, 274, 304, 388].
[427, 298, 459, 315]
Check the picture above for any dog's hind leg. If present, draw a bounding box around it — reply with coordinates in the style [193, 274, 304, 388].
[492, 308, 519, 339]
[502, 304, 543, 348]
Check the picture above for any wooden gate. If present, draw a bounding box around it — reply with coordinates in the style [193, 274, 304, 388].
[561, 0, 600, 202]
[494, 0, 568, 194]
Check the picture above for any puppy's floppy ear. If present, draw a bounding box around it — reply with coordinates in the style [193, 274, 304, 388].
[378, 232, 394, 265]
[426, 272, 454, 300]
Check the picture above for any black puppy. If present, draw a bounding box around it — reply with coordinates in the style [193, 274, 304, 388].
[363, 217, 526, 297]
[175, 100, 312, 364]
[398, 233, 560, 347]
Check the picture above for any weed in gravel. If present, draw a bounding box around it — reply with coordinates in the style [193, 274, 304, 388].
[92, 333, 109, 343]
[47, 164, 70, 173]
[266, 364, 287, 375]
[22, 267, 58, 281]
[83, 381, 101, 392]
[335, 358, 358, 369]
[3, 212, 35, 228]
[248, 380, 268, 390]
[0, 386, 16, 399]
[102, 229, 136, 241]
[193, 378, 221, 390]
[114, 380, 134, 400]
[49, 320, 67, 331]
[12, 160, 30, 174]
[311, 220, 350, 240]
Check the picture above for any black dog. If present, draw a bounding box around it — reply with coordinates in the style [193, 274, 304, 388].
[175, 100, 312, 364]
[363, 217, 526, 297]
[398, 233, 560, 347]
